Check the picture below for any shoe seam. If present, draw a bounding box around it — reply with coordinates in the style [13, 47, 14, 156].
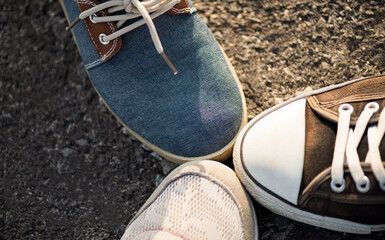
[77, 0, 118, 63]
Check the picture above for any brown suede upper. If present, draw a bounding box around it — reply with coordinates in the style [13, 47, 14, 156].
[299, 76, 385, 224]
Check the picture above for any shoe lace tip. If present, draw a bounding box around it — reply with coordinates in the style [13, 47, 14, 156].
[66, 17, 80, 31]
[160, 52, 178, 75]
[172, 67, 179, 75]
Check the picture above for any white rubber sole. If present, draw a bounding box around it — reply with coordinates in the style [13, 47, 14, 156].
[233, 75, 385, 234]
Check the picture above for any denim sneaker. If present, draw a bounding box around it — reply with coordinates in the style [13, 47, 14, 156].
[60, 0, 247, 163]
[233, 75, 385, 234]
[121, 160, 258, 240]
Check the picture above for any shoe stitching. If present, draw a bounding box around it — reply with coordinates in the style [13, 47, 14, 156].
[307, 94, 385, 123]
[79, 0, 118, 61]
[169, 0, 191, 14]
[170, 8, 191, 14]
[85, 58, 102, 69]
[77, 0, 102, 57]
[310, 92, 385, 109]
[102, 21, 118, 61]
[77, 0, 118, 62]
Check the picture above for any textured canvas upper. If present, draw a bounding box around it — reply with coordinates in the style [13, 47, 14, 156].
[121, 160, 257, 240]
[61, 0, 245, 159]
[122, 174, 244, 240]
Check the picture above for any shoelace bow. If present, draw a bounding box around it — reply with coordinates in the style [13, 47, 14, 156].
[67, 0, 180, 74]
[331, 102, 385, 193]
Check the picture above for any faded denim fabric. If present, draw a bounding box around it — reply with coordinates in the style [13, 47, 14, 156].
[62, 0, 244, 157]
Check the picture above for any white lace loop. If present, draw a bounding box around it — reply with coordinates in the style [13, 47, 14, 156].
[331, 104, 353, 193]
[331, 102, 385, 193]
[67, 0, 180, 74]
[366, 105, 385, 191]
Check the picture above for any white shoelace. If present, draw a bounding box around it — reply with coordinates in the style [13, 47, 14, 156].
[331, 102, 385, 193]
[67, 0, 180, 74]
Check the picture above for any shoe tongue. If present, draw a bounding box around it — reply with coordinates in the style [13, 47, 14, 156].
[307, 76, 385, 125]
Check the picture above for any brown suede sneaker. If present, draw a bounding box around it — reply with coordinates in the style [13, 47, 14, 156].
[233, 75, 385, 234]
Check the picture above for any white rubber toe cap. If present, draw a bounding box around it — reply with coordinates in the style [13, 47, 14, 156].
[242, 99, 306, 205]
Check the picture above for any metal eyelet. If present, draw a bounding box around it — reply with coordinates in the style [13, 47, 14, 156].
[365, 102, 379, 112]
[89, 14, 97, 24]
[330, 178, 346, 193]
[356, 176, 370, 193]
[338, 104, 353, 114]
[99, 33, 109, 45]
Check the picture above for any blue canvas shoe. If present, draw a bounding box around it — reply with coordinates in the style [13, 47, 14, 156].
[60, 0, 247, 163]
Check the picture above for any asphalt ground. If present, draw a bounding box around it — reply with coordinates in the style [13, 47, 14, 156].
[1, 0, 385, 239]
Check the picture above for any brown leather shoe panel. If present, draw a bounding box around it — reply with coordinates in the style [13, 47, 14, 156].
[167, 0, 193, 15]
[77, 0, 122, 62]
